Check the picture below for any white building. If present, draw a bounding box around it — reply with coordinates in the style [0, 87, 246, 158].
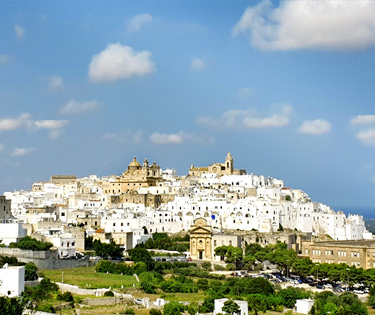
[0, 264, 25, 297]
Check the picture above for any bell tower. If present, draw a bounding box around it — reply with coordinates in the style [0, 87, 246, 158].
[225, 152, 234, 174]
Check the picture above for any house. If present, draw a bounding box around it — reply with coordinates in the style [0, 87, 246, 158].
[214, 298, 248, 315]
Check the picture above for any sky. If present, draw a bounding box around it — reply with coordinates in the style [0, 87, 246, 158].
[1, 0, 375, 215]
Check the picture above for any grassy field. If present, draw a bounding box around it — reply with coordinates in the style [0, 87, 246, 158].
[43, 266, 139, 289]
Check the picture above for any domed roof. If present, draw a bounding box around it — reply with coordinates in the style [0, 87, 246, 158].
[128, 156, 141, 167]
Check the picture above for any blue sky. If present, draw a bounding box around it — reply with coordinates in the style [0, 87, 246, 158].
[1, 0, 375, 214]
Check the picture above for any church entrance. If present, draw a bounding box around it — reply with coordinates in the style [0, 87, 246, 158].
[199, 251, 203, 260]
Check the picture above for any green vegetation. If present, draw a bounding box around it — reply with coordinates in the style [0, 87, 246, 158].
[92, 239, 123, 259]
[0, 296, 24, 315]
[0, 256, 38, 281]
[42, 266, 139, 289]
[143, 232, 189, 252]
[9, 236, 53, 251]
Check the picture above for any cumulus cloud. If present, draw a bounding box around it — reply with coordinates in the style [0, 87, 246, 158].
[190, 58, 205, 71]
[150, 131, 207, 145]
[60, 100, 102, 115]
[356, 129, 375, 146]
[103, 130, 142, 143]
[0, 55, 10, 65]
[34, 120, 69, 139]
[297, 119, 332, 135]
[15, 25, 25, 39]
[0, 118, 23, 131]
[128, 13, 153, 33]
[233, 0, 375, 51]
[351, 115, 375, 125]
[197, 105, 292, 129]
[0, 114, 68, 138]
[88, 43, 155, 82]
[11, 147, 34, 157]
[49, 76, 64, 90]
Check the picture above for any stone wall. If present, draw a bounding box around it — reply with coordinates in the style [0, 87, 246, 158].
[0, 247, 58, 259]
[81, 296, 134, 306]
[15, 256, 97, 269]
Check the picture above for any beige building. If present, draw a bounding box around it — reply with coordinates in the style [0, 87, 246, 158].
[302, 240, 375, 269]
[102, 157, 163, 194]
[189, 218, 242, 261]
[188, 153, 246, 177]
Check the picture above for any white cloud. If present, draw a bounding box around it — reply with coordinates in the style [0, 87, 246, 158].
[34, 120, 69, 130]
[356, 129, 375, 146]
[150, 131, 206, 145]
[49, 76, 64, 90]
[0, 114, 68, 138]
[0, 55, 10, 64]
[0, 144, 4, 152]
[297, 119, 332, 135]
[190, 58, 205, 71]
[60, 100, 102, 115]
[197, 105, 292, 129]
[351, 115, 375, 125]
[88, 43, 155, 82]
[34, 120, 69, 139]
[11, 147, 34, 157]
[128, 13, 153, 33]
[233, 0, 375, 51]
[15, 25, 25, 39]
[0, 118, 23, 131]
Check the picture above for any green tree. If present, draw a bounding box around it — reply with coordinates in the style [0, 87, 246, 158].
[215, 245, 228, 261]
[247, 294, 268, 315]
[245, 243, 263, 256]
[24, 262, 38, 281]
[128, 245, 155, 271]
[9, 236, 53, 251]
[292, 258, 313, 278]
[222, 299, 240, 315]
[0, 297, 24, 315]
[187, 302, 199, 315]
[163, 301, 184, 315]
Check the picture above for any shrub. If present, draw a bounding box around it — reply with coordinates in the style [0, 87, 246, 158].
[123, 308, 135, 315]
[37, 303, 55, 313]
[57, 291, 74, 302]
[201, 261, 212, 271]
[150, 309, 162, 315]
[104, 291, 114, 297]
[226, 263, 235, 271]
[214, 264, 225, 271]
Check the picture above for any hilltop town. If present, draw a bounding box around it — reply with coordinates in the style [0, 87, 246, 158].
[0, 154, 372, 264]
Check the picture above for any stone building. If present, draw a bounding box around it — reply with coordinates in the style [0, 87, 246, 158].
[189, 218, 213, 260]
[102, 157, 163, 194]
[188, 153, 246, 177]
[302, 239, 375, 269]
[189, 218, 242, 261]
[0, 196, 12, 221]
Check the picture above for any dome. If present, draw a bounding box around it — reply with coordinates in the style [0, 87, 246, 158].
[128, 156, 141, 168]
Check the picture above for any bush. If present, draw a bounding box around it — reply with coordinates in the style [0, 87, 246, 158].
[9, 236, 53, 251]
[37, 303, 55, 313]
[214, 264, 225, 271]
[122, 308, 135, 315]
[150, 309, 162, 315]
[226, 263, 235, 271]
[25, 263, 38, 281]
[104, 291, 114, 297]
[201, 262, 212, 271]
[57, 291, 74, 302]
